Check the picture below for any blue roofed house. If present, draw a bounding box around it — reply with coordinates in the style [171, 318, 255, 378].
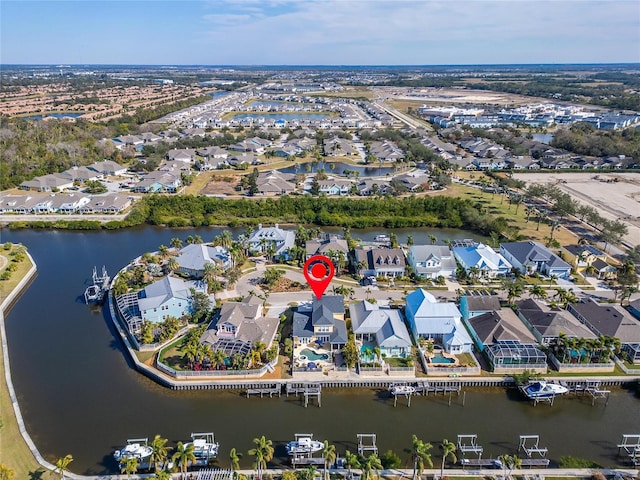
[404, 289, 473, 353]
[292, 295, 348, 351]
[248, 224, 295, 261]
[137, 276, 207, 324]
[176, 243, 231, 278]
[500, 241, 572, 279]
[406, 245, 457, 280]
[349, 300, 412, 358]
[453, 243, 512, 278]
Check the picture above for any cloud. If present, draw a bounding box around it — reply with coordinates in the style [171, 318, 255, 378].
[194, 0, 639, 64]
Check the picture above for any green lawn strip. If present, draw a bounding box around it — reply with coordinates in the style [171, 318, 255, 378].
[157, 337, 187, 370]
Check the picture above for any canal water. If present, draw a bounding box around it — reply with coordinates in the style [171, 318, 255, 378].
[2, 227, 639, 475]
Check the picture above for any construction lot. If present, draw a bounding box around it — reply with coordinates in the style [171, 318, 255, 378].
[513, 172, 640, 247]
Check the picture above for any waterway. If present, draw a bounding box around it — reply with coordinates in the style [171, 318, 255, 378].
[2, 227, 639, 475]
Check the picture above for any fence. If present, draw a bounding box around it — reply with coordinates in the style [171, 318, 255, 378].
[156, 353, 279, 378]
[549, 353, 615, 373]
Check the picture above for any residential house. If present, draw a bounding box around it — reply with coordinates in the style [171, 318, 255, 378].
[464, 308, 546, 372]
[255, 171, 296, 196]
[132, 171, 181, 193]
[305, 233, 350, 266]
[356, 247, 406, 278]
[406, 245, 456, 279]
[177, 244, 231, 278]
[20, 173, 74, 192]
[78, 194, 132, 214]
[248, 224, 295, 260]
[563, 244, 611, 277]
[137, 276, 206, 323]
[453, 243, 512, 278]
[88, 160, 127, 176]
[458, 295, 502, 321]
[292, 295, 348, 351]
[568, 298, 640, 364]
[356, 179, 391, 196]
[323, 137, 357, 156]
[318, 179, 352, 196]
[514, 298, 595, 346]
[349, 300, 412, 358]
[200, 296, 278, 357]
[167, 148, 197, 163]
[404, 288, 472, 353]
[500, 241, 571, 279]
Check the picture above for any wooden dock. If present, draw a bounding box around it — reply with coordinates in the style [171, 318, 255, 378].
[246, 384, 281, 397]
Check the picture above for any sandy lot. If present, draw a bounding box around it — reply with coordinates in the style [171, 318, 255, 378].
[513, 172, 640, 247]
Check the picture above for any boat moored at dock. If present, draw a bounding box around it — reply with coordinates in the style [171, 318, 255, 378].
[113, 438, 153, 463]
[520, 380, 568, 400]
[286, 434, 324, 456]
[185, 432, 219, 460]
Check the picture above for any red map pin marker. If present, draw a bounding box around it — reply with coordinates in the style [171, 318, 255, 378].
[303, 255, 335, 300]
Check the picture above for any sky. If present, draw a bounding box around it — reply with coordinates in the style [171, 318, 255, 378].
[1, 0, 639, 65]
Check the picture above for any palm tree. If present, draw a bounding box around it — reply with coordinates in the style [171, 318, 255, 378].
[149, 434, 171, 472]
[166, 257, 180, 273]
[229, 447, 242, 473]
[439, 439, 457, 479]
[54, 454, 73, 479]
[499, 454, 521, 480]
[408, 434, 433, 480]
[344, 450, 361, 478]
[120, 456, 139, 480]
[170, 237, 183, 250]
[249, 435, 274, 479]
[529, 285, 547, 301]
[172, 441, 197, 475]
[158, 244, 170, 260]
[322, 441, 337, 480]
[429, 234, 437, 245]
[361, 453, 383, 480]
[154, 470, 172, 480]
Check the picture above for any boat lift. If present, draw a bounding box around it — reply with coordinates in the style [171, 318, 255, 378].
[618, 434, 640, 465]
[518, 435, 548, 457]
[457, 434, 483, 458]
[357, 434, 378, 457]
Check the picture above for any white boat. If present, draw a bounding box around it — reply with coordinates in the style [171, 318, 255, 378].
[113, 439, 153, 462]
[286, 435, 324, 456]
[374, 234, 390, 243]
[520, 381, 568, 399]
[389, 385, 416, 395]
[185, 436, 219, 459]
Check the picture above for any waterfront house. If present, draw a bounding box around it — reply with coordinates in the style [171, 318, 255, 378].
[138, 276, 206, 324]
[305, 233, 350, 265]
[132, 171, 182, 193]
[355, 247, 406, 278]
[404, 288, 472, 353]
[453, 243, 512, 278]
[293, 295, 347, 351]
[514, 298, 595, 346]
[406, 245, 456, 280]
[463, 308, 546, 373]
[500, 241, 571, 279]
[349, 300, 412, 358]
[318, 179, 352, 196]
[176, 244, 231, 278]
[248, 224, 295, 261]
[567, 298, 640, 364]
[200, 296, 278, 357]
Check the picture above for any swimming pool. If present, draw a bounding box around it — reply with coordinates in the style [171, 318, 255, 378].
[430, 352, 456, 364]
[299, 348, 330, 361]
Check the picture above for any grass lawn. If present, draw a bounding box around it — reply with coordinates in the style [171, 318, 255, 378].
[0, 246, 35, 305]
[158, 337, 187, 370]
